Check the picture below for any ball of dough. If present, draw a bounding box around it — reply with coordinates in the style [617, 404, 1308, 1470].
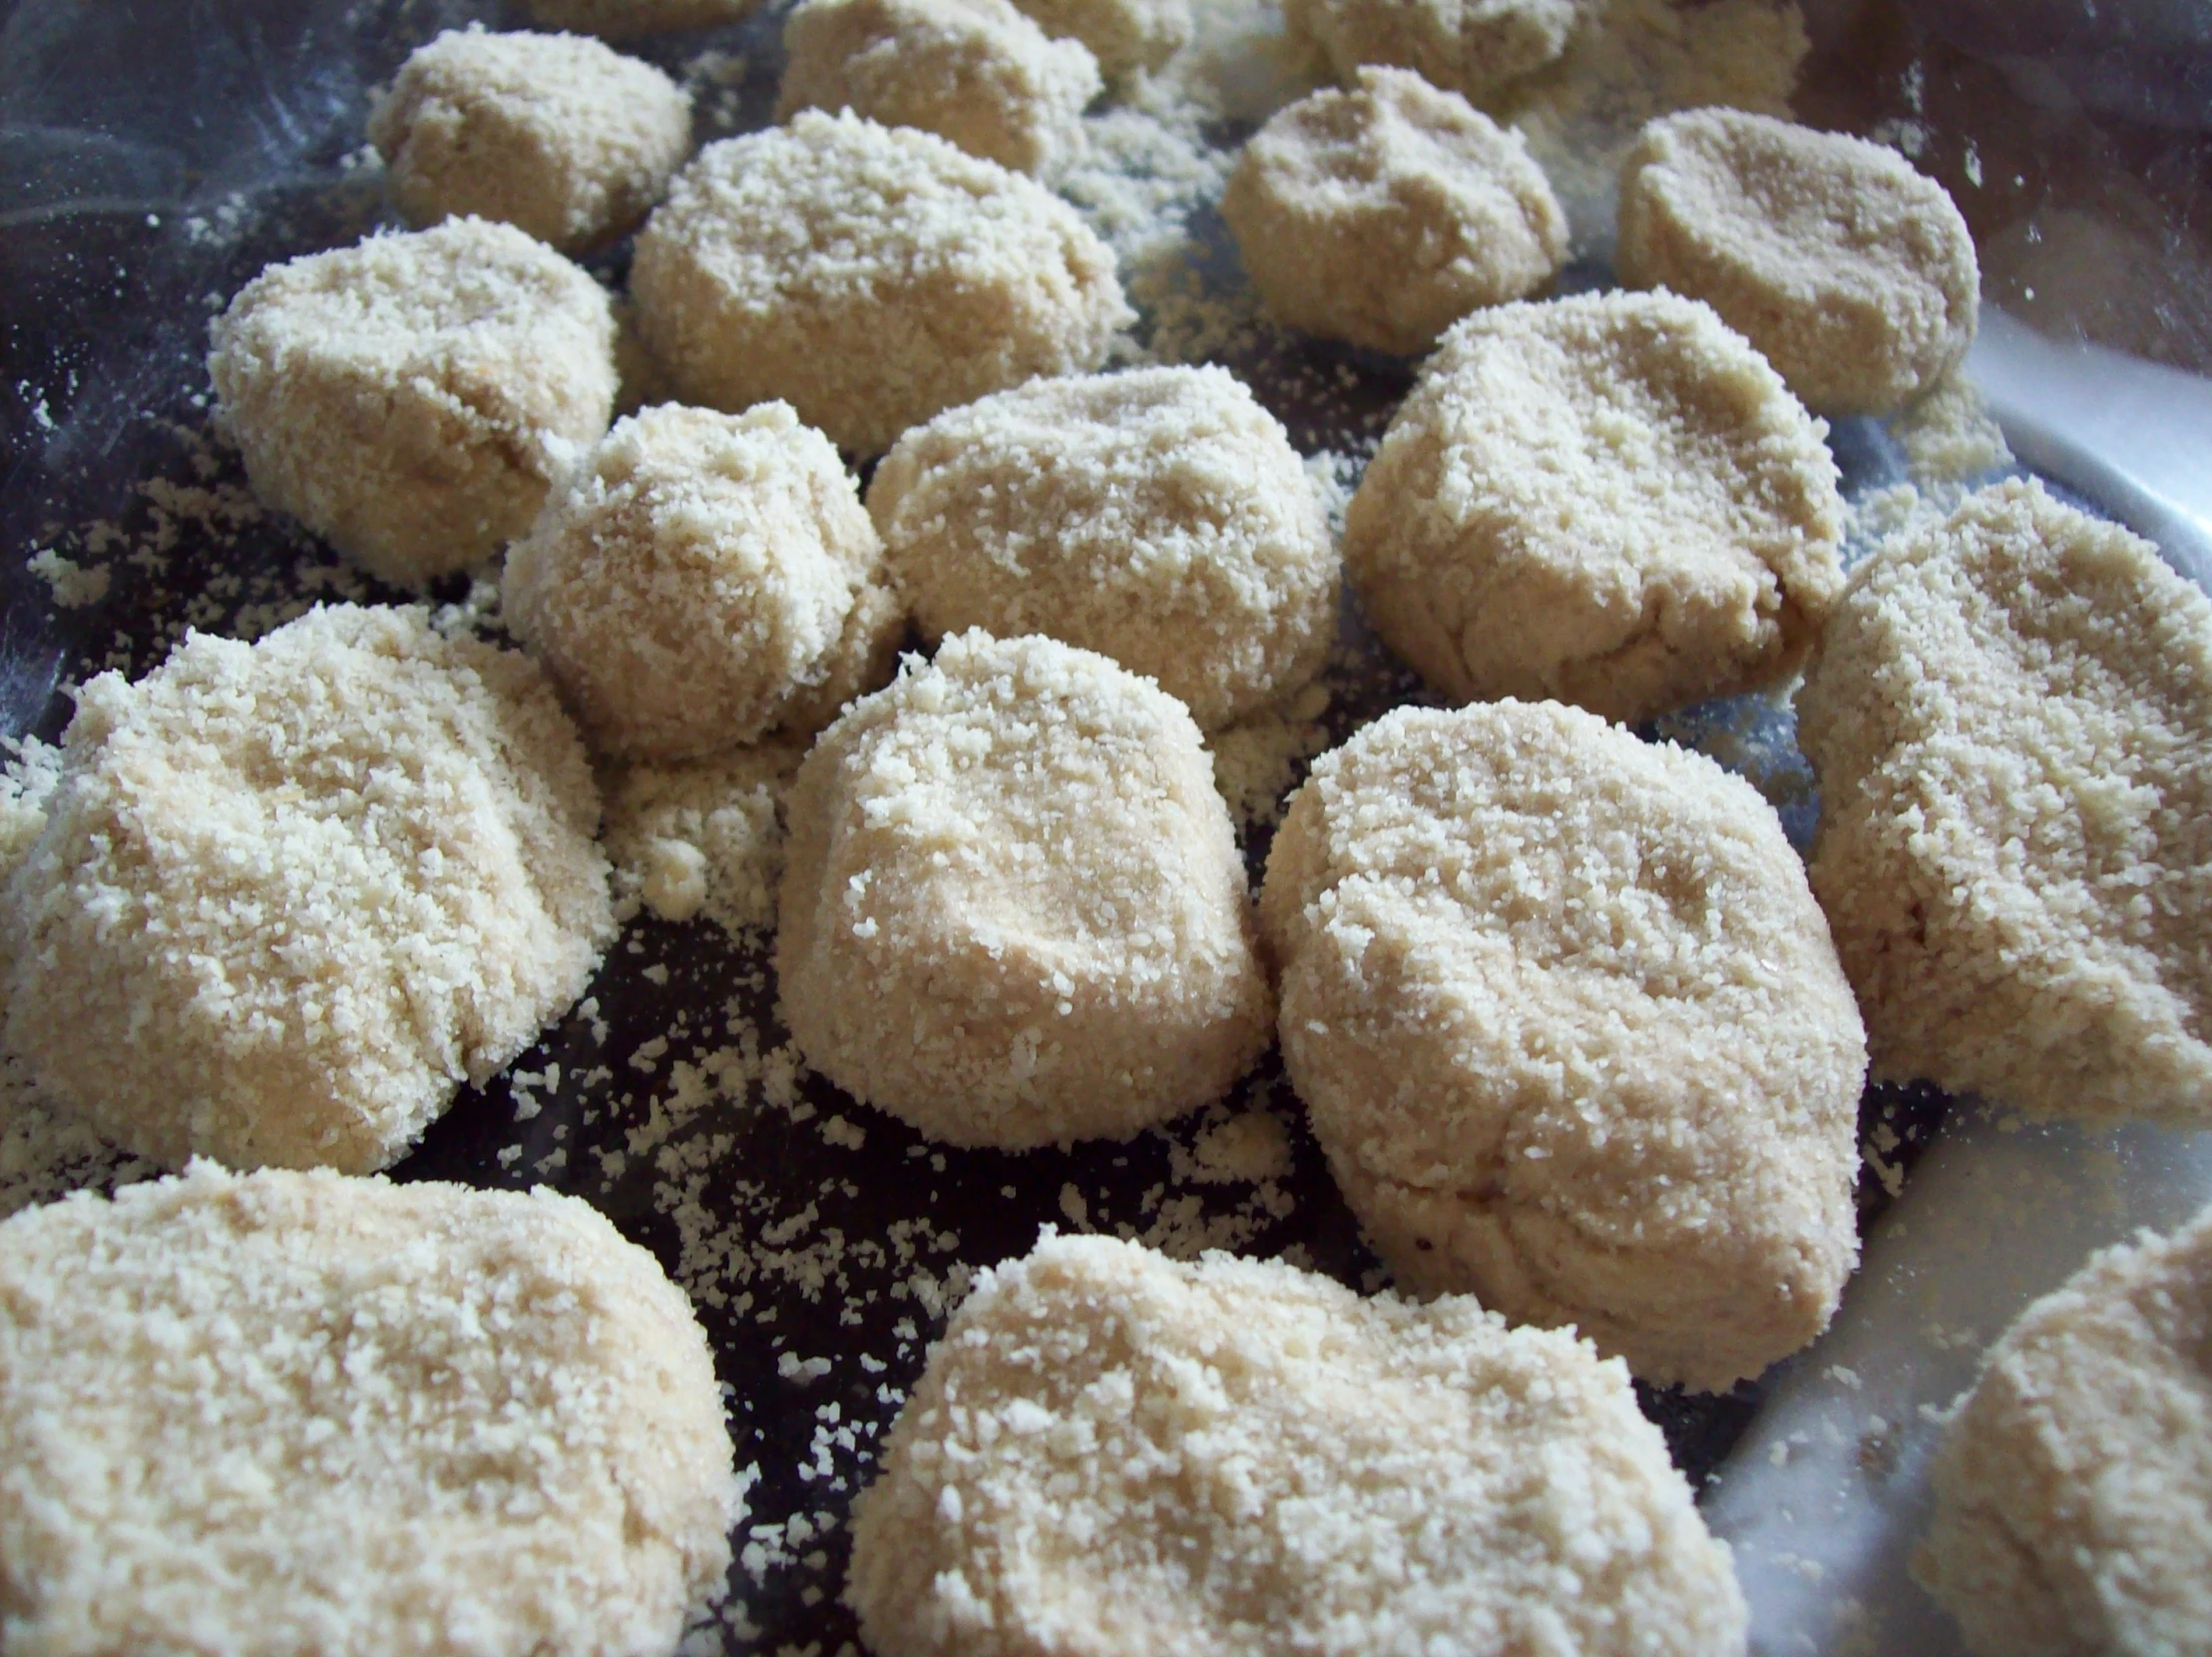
[502, 402, 902, 761]
[208, 217, 617, 588]
[776, 630, 1271, 1148]
[526, 0, 760, 35]
[0, 606, 615, 1174]
[778, 0, 1101, 177]
[1916, 1203, 2212, 1657]
[1259, 701, 1866, 1392]
[0, 1163, 740, 1657]
[367, 28, 692, 252]
[1617, 107, 1980, 417]
[1222, 66, 1566, 355]
[846, 1231, 1750, 1657]
[1285, 0, 1576, 101]
[1797, 479, 2212, 1125]
[1006, 0, 1187, 77]
[866, 366, 1337, 729]
[631, 111, 1131, 457]
[1343, 290, 1845, 725]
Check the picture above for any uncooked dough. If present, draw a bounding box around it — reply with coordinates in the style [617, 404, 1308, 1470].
[1286, 0, 1577, 101]
[1006, 0, 1187, 77]
[1343, 290, 1845, 725]
[1618, 107, 1980, 416]
[1222, 66, 1567, 355]
[776, 630, 1271, 1148]
[502, 401, 902, 761]
[208, 217, 616, 588]
[1259, 700, 1866, 1392]
[1797, 478, 2212, 1125]
[778, 0, 1101, 177]
[631, 110, 1130, 456]
[845, 1231, 1750, 1656]
[865, 366, 1337, 728]
[368, 27, 692, 252]
[1916, 1202, 2212, 1657]
[0, 1162, 740, 1657]
[0, 606, 615, 1174]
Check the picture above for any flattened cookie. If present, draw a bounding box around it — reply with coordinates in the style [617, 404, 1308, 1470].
[1285, 0, 1576, 103]
[1261, 701, 1866, 1392]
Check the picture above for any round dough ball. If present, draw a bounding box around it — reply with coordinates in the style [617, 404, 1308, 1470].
[1618, 107, 1980, 417]
[367, 28, 692, 252]
[1259, 701, 1866, 1392]
[1222, 66, 1566, 355]
[1285, 0, 1576, 102]
[631, 111, 1131, 457]
[526, 0, 760, 35]
[776, 630, 1271, 1148]
[866, 366, 1337, 729]
[1798, 479, 2212, 1125]
[1917, 1203, 2212, 1657]
[0, 606, 615, 1174]
[1344, 290, 1845, 725]
[846, 1231, 1750, 1657]
[778, 0, 1101, 177]
[502, 402, 902, 761]
[208, 217, 616, 588]
[0, 1163, 740, 1657]
[1006, 0, 1187, 77]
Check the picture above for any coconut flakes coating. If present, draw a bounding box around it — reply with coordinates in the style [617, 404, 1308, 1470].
[0, 606, 615, 1174]
[207, 217, 616, 589]
[1917, 1203, 2212, 1657]
[778, 0, 1101, 178]
[1260, 701, 1866, 1392]
[1222, 66, 1567, 356]
[631, 111, 1130, 458]
[503, 402, 902, 762]
[1344, 290, 1844, 725]
[846, 1232, 1749, 1657]
[866, 366, 1337, 730]
[1798, 478, 2212, 1125]
[1285, 0, 1577, 102]
[0, 1163, 740, 1657]
[776, 630, 1271, 1149]
[1617, 107, 1980, 417]
[368, 28, 692, 252]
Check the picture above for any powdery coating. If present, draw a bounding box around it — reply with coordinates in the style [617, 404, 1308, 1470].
[867, 367, 1337, 729]
[0, 1163, 740, 1657]
[1917, 1204, 2212, 1657]
[1617, 108, 1980, 416]
[776, 631, 1271, 1149]
[503, 403, 902, 761]
[0, 606, 615, 1174]
[1286, 0, 1576, 101]
[1259, 702, 1866, 1391]
[778, 0, 1102, 177]
[605, 739, 805, 935]
[368, 29, 692, 252]
[1344, 290, 1844, 725]
[1006, 0, 1188, 76]
[846, 1233, 1749, 1656]
[632, 112, 1131, 457]
[526, 0, 761, 35]
[1221, 66, 1567, 355]
[1798, 479, 2212, 1125]
[208, 218, 616, 589]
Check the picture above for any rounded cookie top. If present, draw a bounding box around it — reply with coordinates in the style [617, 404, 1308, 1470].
[0, 605, 614, 1174]
[1285, 0, 1576, 102]
[1222, 66, 1566, 356]
[1005, 0, 1187, 77]
[0, 1163, 739, 1657]
[1918, 1203, 2212, 1657]
[1344, 289, 1844, 725]
[503, 401, 900, 761]
[631, 110, 1130, 457]
[775, 630, 1270, 1148]
[866, 366, 1337, 729]
[1798, 478, 2212, 1125]
[1260, 701, 1866, 1391]
[207, 217, 616, 588]
[846, 1231, 1749, 1657]
[1618, 107, 1980, 416]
